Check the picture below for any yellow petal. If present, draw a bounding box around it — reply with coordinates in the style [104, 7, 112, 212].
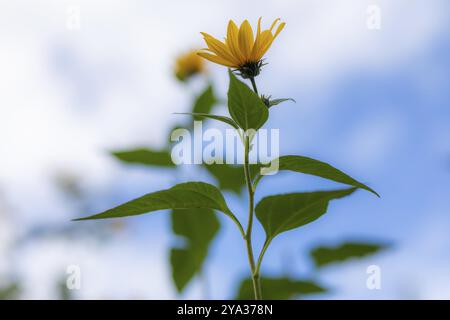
[273, 22, 286, 39]
[269, 18, 281, 32]
[257, 17, 262, 36]
[252, 30, 273, 61]
[226, 20, 244, 63]
[254, 21, 285, 60]
[201, 32, 239, 65]
[250, 17, 264, 61]
[197, 52, 237, 68]
[238, 20, 254, 61]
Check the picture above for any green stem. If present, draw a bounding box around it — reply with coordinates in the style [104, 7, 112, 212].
[229, 214, 246, 239]
[249, 77, 258, 95]
[243, 135, 262, 300]
[252, 173, 263, 193]
[244, 75, 263, 300]
[255, 238, 271, 276]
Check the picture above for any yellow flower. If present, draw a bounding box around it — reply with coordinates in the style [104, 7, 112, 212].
[198, 18, 285, 77]
[174, 49, 206, 81]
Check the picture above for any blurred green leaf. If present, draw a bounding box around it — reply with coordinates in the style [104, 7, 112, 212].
[0, 283, 20, 299]
[170, 208, 220, 292]
[175, 113, 239, 129]
[205, 164, 261, 195]
[74, 182, 236, 222]
[236, 277, 326, 300]
[58, 277, 72, 300]
[111, 148, 175, 167]
[310, 242, 388, 268]
[260, 156, 379, 197]
[205, 164, 244, 194]
[227, 70, 268, 130]
[256, 188, 357, 241]
[192, 84, 217, 118]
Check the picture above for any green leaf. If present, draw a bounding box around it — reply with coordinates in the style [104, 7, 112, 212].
[192, 84, 217, 118]
[310, 242, 388, 268]
[227, 70, 268, 131]
[175, 113, 239, 129]
[205, 164, 244, 194]
[172, 209, 219, 247]
[170, 208, 220, 292]
[261, 95, 296, 108]
[0, 283, 20, 299]
[256, 188, 357, 241]
[260, 155, 379, 197]
[111, 148, 175, 167]
[74, 182, 235, 221]
[267, 98, 295, 108]
[205, 164, 261, 195]
[236, 277, 326, 300]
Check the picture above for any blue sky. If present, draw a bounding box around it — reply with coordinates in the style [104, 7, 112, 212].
[1, 0, 449, 299]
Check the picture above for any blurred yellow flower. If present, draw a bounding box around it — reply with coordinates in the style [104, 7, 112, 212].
[198, 18, 285, 77]
[174, 49, 206, 81]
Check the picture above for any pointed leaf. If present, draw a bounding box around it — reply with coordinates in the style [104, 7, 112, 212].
[227, 70, 268, 130]
[261, 96, 296, 108]
[175, 113, 239, 129]
[261, 155, 379, 197]
[310, 241, 388, 268]
[74, 182, 234, 221]
[256, 188, 357, 241]
[236, 277, 326, 300]
[192, 84, 217, 118]
[268, 98, 295, 108]
[170, 208, 220, 292]
[111, 148, 175, 167]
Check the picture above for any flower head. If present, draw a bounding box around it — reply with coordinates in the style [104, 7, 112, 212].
[198, 18, 285, 78]
[174, 49, 206, 82]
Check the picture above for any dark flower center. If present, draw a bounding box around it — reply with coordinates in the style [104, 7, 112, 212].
[237, 60, 265, 79]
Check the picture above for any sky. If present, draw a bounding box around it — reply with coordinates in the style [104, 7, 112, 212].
[1, 0, 450, 299]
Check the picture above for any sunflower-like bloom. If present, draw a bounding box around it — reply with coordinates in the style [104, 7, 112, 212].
[198, 18, 285, 78]
[174, 49, 206, 81]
